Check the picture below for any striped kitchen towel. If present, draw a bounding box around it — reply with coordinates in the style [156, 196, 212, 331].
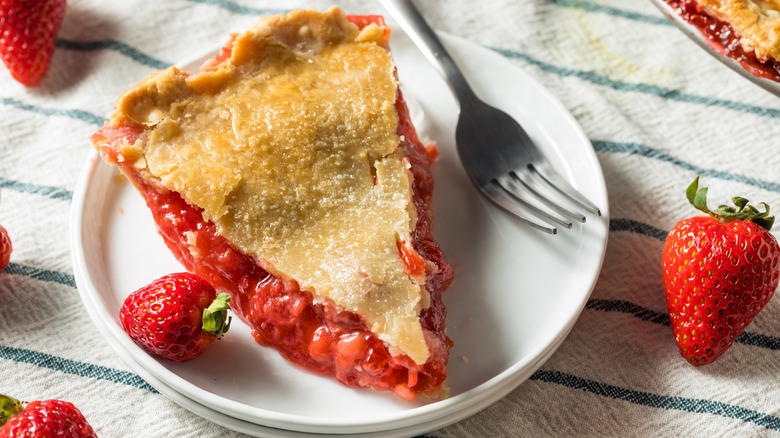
[1, 0, 778, 436]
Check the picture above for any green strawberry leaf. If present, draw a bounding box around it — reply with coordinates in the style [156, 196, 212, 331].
[202, 293, 232, 338]
[684, 177, 775, 231]
[733, 197, 749, 210]
[714, 205, 736, 217]
[755, 216, 775, 230]
[686, 176, 699, 205]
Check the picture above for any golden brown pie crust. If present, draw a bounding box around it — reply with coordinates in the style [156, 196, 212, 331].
[95, 7, 434, 364]
[696, 0, 780, 61]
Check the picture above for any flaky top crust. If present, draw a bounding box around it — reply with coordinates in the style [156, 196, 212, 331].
[697, 0, 780, 60]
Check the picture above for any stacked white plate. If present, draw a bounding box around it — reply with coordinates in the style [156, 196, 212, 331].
[71, 26, 609, 437]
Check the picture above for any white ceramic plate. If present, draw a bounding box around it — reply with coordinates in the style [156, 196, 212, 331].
[71, 27, 609, 436]
[109, 335, 571, 438]
[650, 0, 780, 97]
[108, 336, 476, 438]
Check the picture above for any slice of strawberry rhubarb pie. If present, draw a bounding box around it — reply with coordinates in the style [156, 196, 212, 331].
[90, 7, 453, 400]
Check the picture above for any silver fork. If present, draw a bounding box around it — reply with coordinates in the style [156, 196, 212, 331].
[378, 0, 601, 234]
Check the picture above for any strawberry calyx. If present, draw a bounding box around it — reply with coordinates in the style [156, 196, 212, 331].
[686, 176, 775, 231]
[202, 292, 232, 337]
[0, 394, 23, 427]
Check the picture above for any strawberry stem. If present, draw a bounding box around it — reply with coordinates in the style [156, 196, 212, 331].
[686, 177, 775, 231]
[0, 394, 23, 426]
[202, 293, 232, 337]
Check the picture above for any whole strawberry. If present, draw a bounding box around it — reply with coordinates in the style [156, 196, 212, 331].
[0, 394, 97, 437]
[0, 0, 67, 86]
[0, 224, 10, 273]
[662, 177, 780, 366]
[120, 272, 232, 362]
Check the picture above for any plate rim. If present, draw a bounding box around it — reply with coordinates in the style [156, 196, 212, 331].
[71, 29, 609, 435]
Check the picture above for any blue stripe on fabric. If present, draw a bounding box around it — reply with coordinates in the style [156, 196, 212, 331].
[56, 39, 170, 70]
[592, 140, 780, 193]
[8, 249, 780, 352]
[1, 240, 771, 412]
[0, 177, 73, 202]
[1, 97, 106, 127]
[736, 331, 780, 350]
[3, 263, 76, 288]
[0, 344, 157, 393]
[587, 298, 671, 326]
[544, 0, 672, 26]
[609, 217, 668, 241]
[4, 338, 778, 432]
[185, 0, 287, 16]
[586, 298, 780, 351]
[529, 369, 780, 431]
[489, 48, 780, 119]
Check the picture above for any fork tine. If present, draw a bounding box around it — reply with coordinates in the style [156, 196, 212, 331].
[482, 182, 559, 234]
[511, 166, 587, 223]
[494, 175, 574, 229]
[531, 161, 602, 216]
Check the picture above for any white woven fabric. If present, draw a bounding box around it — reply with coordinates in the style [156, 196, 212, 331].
[1, 0, 779, 436]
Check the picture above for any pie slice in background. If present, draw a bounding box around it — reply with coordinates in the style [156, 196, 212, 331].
[90, 7, 453, 401]
[660, 0, 780, 82]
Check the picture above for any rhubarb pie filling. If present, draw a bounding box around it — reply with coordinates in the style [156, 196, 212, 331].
[91, 8, 452, 399]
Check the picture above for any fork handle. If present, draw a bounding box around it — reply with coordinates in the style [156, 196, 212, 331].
[377, 0, 477, 106]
